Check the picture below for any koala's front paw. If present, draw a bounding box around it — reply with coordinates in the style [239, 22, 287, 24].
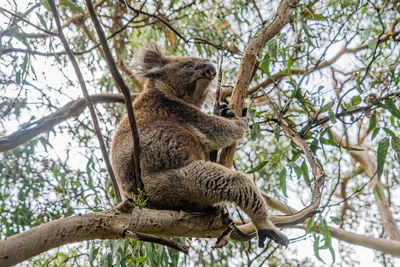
[220, 104, 236, 118]
[220, 104, 248, 118]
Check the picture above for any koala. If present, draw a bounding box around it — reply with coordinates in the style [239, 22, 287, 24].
[111, 42, 289, 248]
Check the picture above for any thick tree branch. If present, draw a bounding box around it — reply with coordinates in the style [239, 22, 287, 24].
[0, 93, 138, 152]
[0, 207, 230, 266]
[2, 202, 399, 266]
[218, 0, 298, 168]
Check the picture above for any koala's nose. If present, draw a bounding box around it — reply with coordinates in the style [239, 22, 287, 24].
[203, 62, 216, 80]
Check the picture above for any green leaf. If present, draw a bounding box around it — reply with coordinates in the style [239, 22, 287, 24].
[261, 56, 271, 78]
[60, 173, 66, 194]
[60, 0, 85, 14]
[320, 102, 334, 113]
[328, 110, 337, 123]
[43, 0, 51, 10]
[351, 95, 361, 106]
[391, 137, 400, 159]
[313, 236, 325, 263]
[274, 124, 280, 141]
[288, 161, 302, 179]
[373, 184, 382, 200]
[377, 137, 389, 180]
[135, 257, 148, 263]
[247, 161, 268, 173]
[330, 216, 342, 225]
[367, 111, 376, 133]
[36, 12, 47, 29]
[306, 216, 314, 233]
[279, 168, 288, 197]
[371, 128, 380, 141]
[383, 127, 397, 138]
[89, 247, 99, 266]
[53, 166, 59, 180]
[57, 252, 67, 259]
[341, 146, 364, 151]
[250, 123, 261, 140]
[368, 39, 377, 51]
[384, 98, 400, 119]
[287, 55, 292, 73]
[301, 161, 310, 186]
[320, 219, 332, 249]
[16, 70, 21, 85]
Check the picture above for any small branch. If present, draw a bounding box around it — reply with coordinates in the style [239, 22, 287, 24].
[124, 231, 189, 254]
[121, 0, 187, 42]
[48, 0, 122, 203]
[0, 3, 42, 38]
[0, 7, 56, 36]
[0, 93, 138, 152]
[85, 0, 144, 195]
[275, 114, 325, 203]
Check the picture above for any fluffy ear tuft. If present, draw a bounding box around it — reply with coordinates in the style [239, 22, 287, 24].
[134, 41, 166, 79]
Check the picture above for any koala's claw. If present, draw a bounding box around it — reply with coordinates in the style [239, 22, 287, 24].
[220, 104, 228, 109]
[258, 229, 290, 248]
[241, 107, 248, 117]
[220, 107, 236, 118]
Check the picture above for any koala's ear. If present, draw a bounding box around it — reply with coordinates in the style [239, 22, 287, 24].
[134, 42, 167, 79]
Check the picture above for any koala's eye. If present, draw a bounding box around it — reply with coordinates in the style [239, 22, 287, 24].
[183, 62, 194, 68]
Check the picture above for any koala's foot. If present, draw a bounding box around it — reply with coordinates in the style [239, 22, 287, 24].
[258, 229, 289, 248]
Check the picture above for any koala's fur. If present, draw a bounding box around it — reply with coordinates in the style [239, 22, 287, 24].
[111, 42, 289, 247]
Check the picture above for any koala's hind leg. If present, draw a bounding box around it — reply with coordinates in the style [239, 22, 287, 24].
[143, 161, 289, 247]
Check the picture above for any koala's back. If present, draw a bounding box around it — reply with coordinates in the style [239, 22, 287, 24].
[111, 87, 205, 200]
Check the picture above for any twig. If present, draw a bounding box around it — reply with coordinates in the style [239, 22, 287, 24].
[0, 6, 56, 36]
[0, 3, 42, 38]
[47, 0, 122, 203]
[124, 230, 189, 254]
[85, 0, 144, 195]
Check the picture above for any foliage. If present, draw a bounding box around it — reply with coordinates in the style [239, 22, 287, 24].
[1, 0, 400, 266]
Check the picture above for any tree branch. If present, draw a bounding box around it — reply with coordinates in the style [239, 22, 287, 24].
[218, 0, 298, 168]
[48, 0, 122, 202]
[0, 93, 138, 152]
[0, 207, 230, 266]
[85, 0, 144, 195]
[2, 202, 399, 266]
[221, 30, 400, 100]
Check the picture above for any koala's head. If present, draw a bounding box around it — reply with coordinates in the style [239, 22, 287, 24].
[134, 42, 216, 107]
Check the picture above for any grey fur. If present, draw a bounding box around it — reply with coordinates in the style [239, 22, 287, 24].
[111, 43, 289, 247]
